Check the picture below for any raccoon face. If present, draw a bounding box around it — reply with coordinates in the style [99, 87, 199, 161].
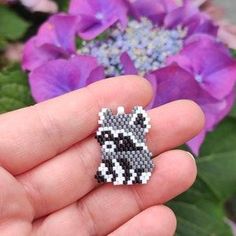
[95, 106, 151, 154]
[96, 130, 143, 153]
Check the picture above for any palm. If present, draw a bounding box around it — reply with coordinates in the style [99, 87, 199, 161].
[0, 76, 204, 236]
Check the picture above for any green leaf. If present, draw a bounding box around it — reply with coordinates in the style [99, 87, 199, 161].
[231, 49, 236, 58]
[230, 103, 236, 118]
[0, 6, 30, 40]
[76, 37, 84, 49]
[169, 200, 232, 236]
[169, 117, 236, 235]
[0, 64, 34, 113]
[170, 151, 236, 235]
[95, 31, 110, 41]
[198, 151, 236, 200]
[200, 117, 236, 155]
[0, 37, 7, 51]
[54, 0, 69, 11]
[232, 50, 236, 58]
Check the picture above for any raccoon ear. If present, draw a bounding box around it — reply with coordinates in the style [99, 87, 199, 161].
[98, 108, 112, 125]
[130, 106, 151, 133]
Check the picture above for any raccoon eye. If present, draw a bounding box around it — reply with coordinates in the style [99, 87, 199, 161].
[102, 141, 116, 153]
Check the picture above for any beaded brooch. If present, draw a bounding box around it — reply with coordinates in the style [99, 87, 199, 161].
[95, 106, 154, 185]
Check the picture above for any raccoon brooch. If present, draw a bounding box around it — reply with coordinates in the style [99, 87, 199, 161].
[95, 106, 154, 185]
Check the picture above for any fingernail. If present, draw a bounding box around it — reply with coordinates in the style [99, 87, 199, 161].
[186, 151, 195, 161]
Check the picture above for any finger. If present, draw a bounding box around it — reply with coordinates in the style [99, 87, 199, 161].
[110, 205, 176, 236]
[0, 76, 152, 175]
[73, 150, 196, 235]
[17, 100, 203, 218]
[0, 167, 33, 235]
[31, 150, 196, 235]
[32, 205, 176, 236]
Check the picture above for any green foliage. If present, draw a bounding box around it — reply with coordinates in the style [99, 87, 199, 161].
[169, 117, 236, 236]
[96, 31, 110, 41]
[54, 0, 69, 11]
[0, 37, 7, 51]
[0, 64, 34, 113]
[230, 104, 236, 118]
[231, 49, 236, 58]
[76, 37, 84, 49]
[0, 6, 30, 41]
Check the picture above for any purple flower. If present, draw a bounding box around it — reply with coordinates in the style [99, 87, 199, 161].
[22, 0, 236, 155]
[164, 0, 218, 36]
[69, 0, 128, 40]
[168, 34, 236, 100]
[29, 55, 104, 102]
[165, 35, 236, 153]
[147, 60, 236, 154]
[125, 0, 178, 25]
[22, 14, 78, 71]
[127, 0, 217, 36]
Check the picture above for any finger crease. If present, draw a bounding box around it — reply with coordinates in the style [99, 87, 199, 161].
[130, 186, 145, 213]
[33, 104, 61, 155]
[76, 200, 97, 236]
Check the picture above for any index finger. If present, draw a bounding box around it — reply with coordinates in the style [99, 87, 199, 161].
[0, 76, 152, 174]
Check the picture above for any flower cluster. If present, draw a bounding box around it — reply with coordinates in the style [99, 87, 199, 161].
[22, 0, 236, 155]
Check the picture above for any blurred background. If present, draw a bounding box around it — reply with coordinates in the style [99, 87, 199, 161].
[215, 0, 236, 23]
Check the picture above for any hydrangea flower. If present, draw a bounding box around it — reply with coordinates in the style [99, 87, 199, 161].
[22, 0, 236, 155]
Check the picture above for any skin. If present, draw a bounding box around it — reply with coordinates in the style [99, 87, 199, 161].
[0, 76, 205, 236]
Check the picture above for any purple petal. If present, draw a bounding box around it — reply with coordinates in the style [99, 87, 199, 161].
[192, 18, 218, 36]
[23, 37, 70, 71]
[120, 52, 138, 75]
[164, 1, 198, 28]
[69, 0, 128, 40]
[187, 130, 206, 156]
[202, 65, 236, 100]
[147, 64, 228, 154]
[164, 1, 217, 36]
[87, 66, 105, 84]
[169, 35, 231, 75]
[202, 92, 235, 131]
[148, 63, 216, 106]
[187, 93, 235, 155]
[126, 0, 178, 25]
[145, 73, 158, 110]
[29, 55, 104, 102]
[127, 0, 166, 24]
[36, 14, 78, 52]
[168, 34, 236, 99]
[22, 14, 78, 71]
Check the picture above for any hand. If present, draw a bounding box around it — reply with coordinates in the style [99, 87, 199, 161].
[0, 76, 204, 236]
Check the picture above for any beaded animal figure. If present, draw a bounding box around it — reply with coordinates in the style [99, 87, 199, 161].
[95, 106, 154, 185]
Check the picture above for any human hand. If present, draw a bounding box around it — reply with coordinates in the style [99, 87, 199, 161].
[0, 76, 204, 236]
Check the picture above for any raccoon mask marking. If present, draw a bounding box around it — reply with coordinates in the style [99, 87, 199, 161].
[95, 106, 154, 185]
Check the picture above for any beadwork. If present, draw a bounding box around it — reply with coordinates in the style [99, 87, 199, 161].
[95, 106, 154, 185]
